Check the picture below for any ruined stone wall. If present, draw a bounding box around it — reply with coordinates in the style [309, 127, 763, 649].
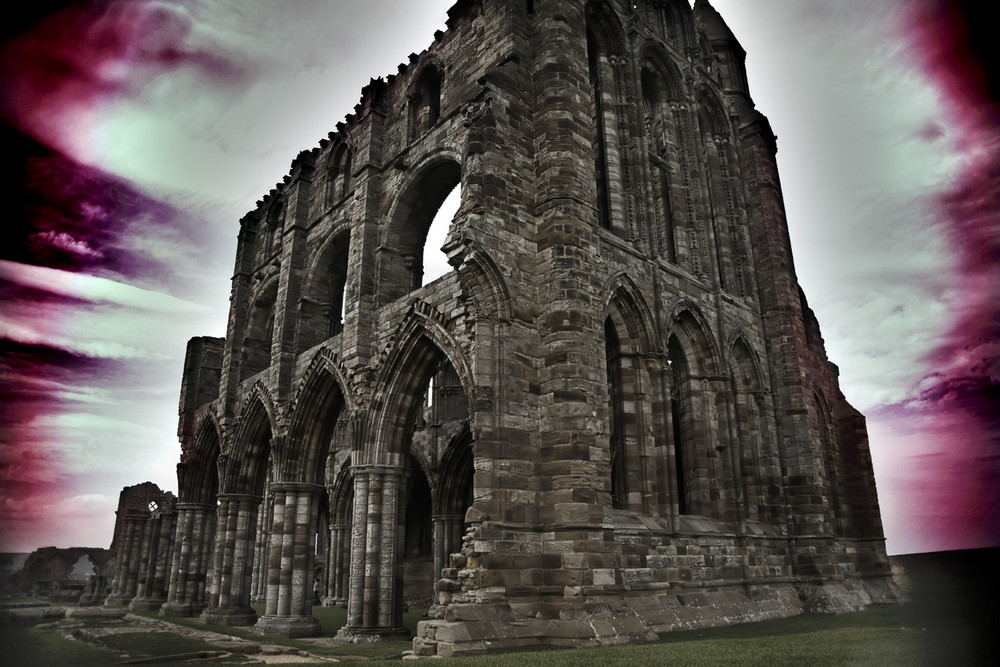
[157, 0, 897, 654]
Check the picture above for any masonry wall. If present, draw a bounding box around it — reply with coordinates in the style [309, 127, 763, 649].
[151, 0, 897, 654]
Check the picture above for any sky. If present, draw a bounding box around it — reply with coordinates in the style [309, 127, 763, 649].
[0, 0, 997, 557]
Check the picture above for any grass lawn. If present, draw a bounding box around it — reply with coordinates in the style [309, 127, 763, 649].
[2, 604, 938, 665]
[444, 606, 924, 666]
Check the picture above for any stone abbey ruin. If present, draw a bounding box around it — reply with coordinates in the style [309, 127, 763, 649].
[97, 0, 898, 656]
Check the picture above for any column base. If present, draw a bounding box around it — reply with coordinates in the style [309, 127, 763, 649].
[159, 601, 206, 618]
[200, 606, 258, 626]
[128, 598, 166, 612]
[103, 595, 133, 607]
[335, 625, 411, 642]
[254, 614, 322, 638]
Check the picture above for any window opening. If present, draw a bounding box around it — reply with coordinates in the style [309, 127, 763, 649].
[422, 183, 460, 286]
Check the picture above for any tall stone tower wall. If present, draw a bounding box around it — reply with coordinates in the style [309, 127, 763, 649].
[143, 0, 898, 654]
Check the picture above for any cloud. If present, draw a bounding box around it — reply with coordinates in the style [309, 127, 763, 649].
[0, 260, 209, 314]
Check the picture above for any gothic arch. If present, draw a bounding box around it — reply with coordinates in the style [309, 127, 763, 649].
[435, 425, 474, 518]
[665, 305, 726, 518]
[257, 197, 285, 265]
[408, 61, 444, 140]
[325, 141, 353, 207]
[226, 391, 276, 495]
[665, 303, 720, 376]
[453, 241, 512, 322]
[727, 336, 766, 520]
[696, 86, 732, 137]
[368, 310, 473, 464]
[285, 357, 351, 484]
[586, 2, 629, 236]
[639, 44, 685, 105]
[179, 417, 222, 504]
[635, 1, 697, 50]
[604, 281, 658, 513]
[813, 389, 843, 536]
[379, 153, 462, 304]
[604, 275, 657, 354]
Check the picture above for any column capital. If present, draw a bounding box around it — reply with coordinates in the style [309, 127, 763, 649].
[175, 502, 217, 511]
[351, 463, 408, 475]
[217, 493, 263, 504]
[269, 482, 326, 494]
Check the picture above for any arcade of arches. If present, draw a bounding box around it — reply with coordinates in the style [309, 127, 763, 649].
[98, 0, 897, 657]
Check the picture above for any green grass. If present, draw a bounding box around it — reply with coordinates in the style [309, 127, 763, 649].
[1, 621, 128, 667]
[444, 606, 923, 666]
[94, 629, 221, 657]
[3, 605, 933, 666]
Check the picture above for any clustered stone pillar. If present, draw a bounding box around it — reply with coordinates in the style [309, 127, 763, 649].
[327, 521, 350, 606]
[161, 502, 216, 617]
[104, 507, 149, 606]
[432, 513, 463, 593]
[339, 465, 408, 639]
[201, 493, 261, 626]
[253, 482, 323, 638]
[129, 505, 178, 611]
[252, 493, 272, 604]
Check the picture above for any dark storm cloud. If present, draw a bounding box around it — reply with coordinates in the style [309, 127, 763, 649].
[899, 0, 1000, 548]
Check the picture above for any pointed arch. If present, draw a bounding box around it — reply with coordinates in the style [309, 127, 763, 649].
[813, 389, 844, 536]
[453, 241, 512, 322]
[408, 62, 443, 140]
[225, 390, 276, 495]
[604, 275, 658, 355]
[666, 303, 721, 376]
[326, 141, 353, 207]
[603, 279, 658, 513]
[368, 306, 474, 465]
[727, 336, 766, 521]
[179, 416, 222, 504]
[665, 304, 724, 518]
[697, 86, 732, 137]
[586, 2, 628, 236]
[286, 355, 351, 484]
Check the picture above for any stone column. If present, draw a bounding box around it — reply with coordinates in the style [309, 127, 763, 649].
[328, 522, 350, 606]
[105, 508, 148, 606]
[129, 508, 177, 611]
[161, 502, 216, 617]
[200, 493, 261, 626]
[252, 492, 272, 604]
[337, 465, 408, 639]
[253, 482, 323, 638]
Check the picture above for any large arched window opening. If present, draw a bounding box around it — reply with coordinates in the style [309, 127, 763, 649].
[240, 280, 278, 381]
[729, 339, 764, 522]
[668, 335, 692, 516]
[585, 5, 629, 237]
[297, 231, 350, 352]
[423, 183, 460, 286]
[698, 89, 750, 297]
[641, 61, 677, 263]
[605, 318, 627, 509]
[814, 393, 844, 537]
[379, 159, 461, 305]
